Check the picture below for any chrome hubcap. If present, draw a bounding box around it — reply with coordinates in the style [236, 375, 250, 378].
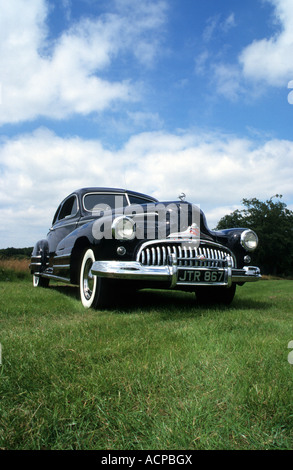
[83, 259, 94, 300]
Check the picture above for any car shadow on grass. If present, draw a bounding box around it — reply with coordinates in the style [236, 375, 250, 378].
[50, 283, 80, 300]
[49, 284, 270, 314]
[105, 288, 271, 315]
[50, 284, 197, 312]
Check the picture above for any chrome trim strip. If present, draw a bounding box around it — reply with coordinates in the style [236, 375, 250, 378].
[50, 220, 78, 230]
[53, 264, 70, 269]
[32, 272, 71, 282]
[53, 254, 71, 260]
[43, 274, 71, 282]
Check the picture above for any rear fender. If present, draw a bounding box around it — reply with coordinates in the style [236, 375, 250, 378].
[30, 239, 49, 273]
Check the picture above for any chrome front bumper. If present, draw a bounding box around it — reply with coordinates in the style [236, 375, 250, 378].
[91, 257, 261, 288]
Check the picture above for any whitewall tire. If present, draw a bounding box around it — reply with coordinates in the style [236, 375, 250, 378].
[79, 248, 110, 309]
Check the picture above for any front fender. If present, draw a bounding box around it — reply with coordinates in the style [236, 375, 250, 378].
[54, 220, 100, 255]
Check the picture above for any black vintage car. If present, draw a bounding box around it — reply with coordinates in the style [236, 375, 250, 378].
[30, 187, 261, 308]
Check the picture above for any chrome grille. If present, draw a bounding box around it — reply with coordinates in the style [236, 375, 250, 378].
[136, 241, 234, 268]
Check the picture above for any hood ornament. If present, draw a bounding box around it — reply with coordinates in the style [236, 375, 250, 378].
[178, 192, 186, 201]
[168, 223, 200, 240]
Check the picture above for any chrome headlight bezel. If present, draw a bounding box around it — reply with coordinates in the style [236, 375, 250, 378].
[240, 229, 258, 252]
[112, 216, 135, 240]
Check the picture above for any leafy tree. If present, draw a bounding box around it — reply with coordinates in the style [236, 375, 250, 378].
[216, 195, 293, 276]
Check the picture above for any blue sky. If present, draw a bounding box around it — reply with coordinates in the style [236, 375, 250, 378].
[1, 0, 293, 247]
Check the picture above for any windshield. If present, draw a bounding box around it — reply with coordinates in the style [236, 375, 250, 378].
[83, 191, 157, 213]
[83, 193, 128, 212]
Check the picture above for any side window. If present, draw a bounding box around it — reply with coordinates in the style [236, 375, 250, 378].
[58, 196, 78, 221]
[128, 195, 156, 205]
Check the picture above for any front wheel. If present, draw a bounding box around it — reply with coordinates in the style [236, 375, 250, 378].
[79, 248, 110, 308]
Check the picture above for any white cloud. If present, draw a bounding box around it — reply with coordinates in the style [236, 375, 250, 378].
[239, 0, 293, 86]
[194, 50, 210, 76]
[203, 0, 293, 99]
[212, 63, 245, 101]
[127, 111, 164, 129]
[1, 128, 293, 246]
[0, 0, 167, 124]
[221, 13, 236, 32]
[203, 12, 236, 43]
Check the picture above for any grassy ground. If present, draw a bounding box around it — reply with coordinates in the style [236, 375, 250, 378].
[0, 264, 293, 450]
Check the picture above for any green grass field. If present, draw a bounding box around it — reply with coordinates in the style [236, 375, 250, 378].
[0, 268, 293, 450]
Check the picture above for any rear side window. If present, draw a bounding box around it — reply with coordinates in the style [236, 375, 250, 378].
[58, 196, 78, 221]
[52, 204, 62, 225]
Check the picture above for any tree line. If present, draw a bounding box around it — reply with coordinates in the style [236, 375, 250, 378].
[0, 247, 33, 259]
[216, 195, 293, 276]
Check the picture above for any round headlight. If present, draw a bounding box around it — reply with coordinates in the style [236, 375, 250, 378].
[112, 216, 135, 240]
[240, 230, 258, 252]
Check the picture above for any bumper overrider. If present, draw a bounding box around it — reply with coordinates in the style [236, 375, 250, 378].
[91, 241, 261, 288]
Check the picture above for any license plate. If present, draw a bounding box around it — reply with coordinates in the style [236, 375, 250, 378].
[177, 269, 225, 284]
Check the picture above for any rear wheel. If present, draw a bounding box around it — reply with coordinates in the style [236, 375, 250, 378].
[79, 248, 110, 308]
[32, 241, 50, 288]
[33, 274, 49, 288]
